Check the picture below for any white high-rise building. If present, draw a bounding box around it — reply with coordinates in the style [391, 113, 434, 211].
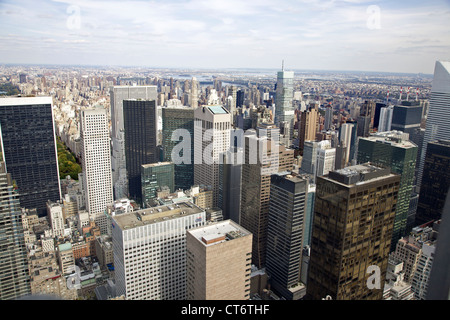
[417, 61, 450, 188]
[316, 140, 336, 178]
[80, 107, 114, 234]
[339, 123, 354, 166]
[194, 105, 231, 207]
[110, 86, 157, 199]
[47, 201, 65, 238]
[111, 202, 206, 300]
[378, 105, 394, 132]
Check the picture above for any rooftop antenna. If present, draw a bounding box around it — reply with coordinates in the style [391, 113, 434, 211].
[282, 59, 284, 71]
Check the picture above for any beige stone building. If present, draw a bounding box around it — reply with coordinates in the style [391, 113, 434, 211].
[186, 220, 252, 300]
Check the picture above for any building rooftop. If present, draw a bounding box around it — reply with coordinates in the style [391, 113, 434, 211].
[188, 219, 251, 247]
[364, 131, 417, 149]
[141, 161, 173, 169]
[327, 163, 397, 186]
[112, 201, 204, 230]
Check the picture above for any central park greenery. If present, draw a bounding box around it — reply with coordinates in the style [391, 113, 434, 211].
[57, 137, 81, 180]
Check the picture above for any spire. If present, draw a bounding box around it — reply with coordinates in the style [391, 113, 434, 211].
[282, 59, 284, 71]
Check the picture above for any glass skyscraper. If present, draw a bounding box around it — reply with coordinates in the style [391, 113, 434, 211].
[417, 60, 450, 188]
[357, 131, 418, 251]
[0, 97, 61, 217]
[162, 106, 194, 191]
[141, 162, 175, 208]
[123, 99, 158, 203]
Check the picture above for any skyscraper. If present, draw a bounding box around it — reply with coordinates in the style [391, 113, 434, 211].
[141, 162, 175, 208]
[315, 140, 336, 178]
[0, 97, 61, 217]
[275, 65, 294, 133]
[417, 61, 450, 188]
[194, 105, 231, 207]
[266, 172, 308, 300]
[218, 147, 243, 223]
[186, 220, 252, 300]
[112, 202, 206, 300]
[162, 106, 194, 190]
[306, 163, 400, 300]
[415, 140, 450, 226]
[110, 85, 157, 199]
[0, 161, 31, 300]
[298, 104, 319, 153]
[190, 77, 198, 109]
[324, 105, 333, 131]
[378, 105, 394, 132]
[240, 132, 294, 268]
[123, 99, 158, 203]
[357, 131, 418, 251]
[80, 107, 114, 234]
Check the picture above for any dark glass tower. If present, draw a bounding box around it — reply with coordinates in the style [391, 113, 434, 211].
[415, 140, 450, 226]
[266, 172, 307, 300]
[161, 106, 194, 190]
[306, 163, 400, 300]
[357, 132, 418, 251]
[0, 97, 61, 217]
[123, 99, 158, 203]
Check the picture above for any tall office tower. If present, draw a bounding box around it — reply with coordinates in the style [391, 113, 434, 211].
[300, 141, 318, 176]
[306, 163, 400, 300]
[80, 107, 114, 235]
[266, 172, 308, 300]
[315, 140, 336, 178]
[378, 105, 394, 132]
[373, 102, 386, 130]
[162, 106, 194, 190]
[324, 105, 333, 131]
[357, 115, 371, 137]
[227, 85, 237, 115]
[275, 66, 294, 134]
[194, 105, 231, 207]
[301, 180, 316, 243]
[427, 188, 450, 300]
[415, 140, 450, 225]
[417, 61, 450, 189]
[0, 97, 61, 217]
[110, 85, 157, 199]
[123, 99, 158, 203]
[0, 162, 31, 300]
[339, 123, 354, 167]
[360, 100, 376, 125]
[357, 131, 418, 251]
[186, 220, 252, 300]
[218, 148, 243, 223]
[236, 89, 245, 108]
[112, 202, 206, 300]
[298, 104, 319, 153]
[190, 77, 199, 109]
[141, 162, 175, 208]
[391, 103, 423, 135]
[240, 133, 294, 268]
[335, 144, 347, 170]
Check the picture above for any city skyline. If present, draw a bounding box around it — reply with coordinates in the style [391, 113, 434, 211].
[1, 0, 450, 74]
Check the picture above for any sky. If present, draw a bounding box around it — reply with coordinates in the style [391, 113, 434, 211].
[1, 0, 450, 74]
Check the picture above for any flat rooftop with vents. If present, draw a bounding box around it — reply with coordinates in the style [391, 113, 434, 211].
[112, 201, 204, 230]
[187, 219, 251, 247]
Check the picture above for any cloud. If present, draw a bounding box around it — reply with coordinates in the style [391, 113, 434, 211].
[0, 0, 449, 73]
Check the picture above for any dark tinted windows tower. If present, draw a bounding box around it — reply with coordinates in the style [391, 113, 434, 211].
[0, 97, 61, 217]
